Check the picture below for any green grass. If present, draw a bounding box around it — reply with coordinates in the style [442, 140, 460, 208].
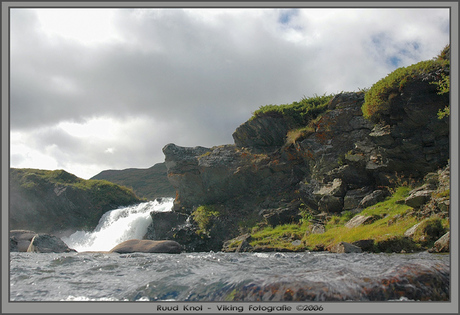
[249, 223, 307, 251]
[242, 186, 441, 252]
[251, 93, 334, 128]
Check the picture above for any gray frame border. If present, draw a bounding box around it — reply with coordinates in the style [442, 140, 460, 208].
[2, 1, 458, 314]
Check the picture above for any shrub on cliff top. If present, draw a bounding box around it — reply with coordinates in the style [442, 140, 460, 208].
[362, 45, 450, 123]
[251, 93, 334, 128]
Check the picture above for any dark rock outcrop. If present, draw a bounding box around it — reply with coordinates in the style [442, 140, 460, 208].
[27, 234, 75, 253]
[109, 239, 182, 254]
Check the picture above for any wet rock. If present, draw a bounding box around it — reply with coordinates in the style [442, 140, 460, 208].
[10, 230, 37, 252]
[27, 234, 75, 253]
[109, 239, 182, 254]
[345, 215, 375, 228]
[145, 212, 188, 240]
[329, 242, 362, 253]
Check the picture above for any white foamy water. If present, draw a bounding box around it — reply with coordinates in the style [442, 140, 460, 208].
[62, 198, 174, 252]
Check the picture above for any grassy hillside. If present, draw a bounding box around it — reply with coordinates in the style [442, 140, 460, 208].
[91, 162, 175, 200]
[10, 168, 141, 233]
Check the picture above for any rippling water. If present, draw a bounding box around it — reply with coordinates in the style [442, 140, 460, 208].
[10, 251, 449, 301]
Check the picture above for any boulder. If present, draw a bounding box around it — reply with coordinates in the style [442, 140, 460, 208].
[109, 239, 182, 254]
[429, 232, 449, 253]
[358, 190, 386, 208]
[329, 242, 362, 253]
[345, 215, 375, 228]
[27, 234, 75, 253]
[10, 230, 37, 252]
[405, 190, 435, 208]
[145, 211, 188, 240]
[343, 187, 373, 210]
[318, 195, 344, 213]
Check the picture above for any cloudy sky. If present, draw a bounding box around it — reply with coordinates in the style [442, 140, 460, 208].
[9, 5, 450, 179]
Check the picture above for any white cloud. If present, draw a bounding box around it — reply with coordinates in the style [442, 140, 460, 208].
[9, 7, 450, 179]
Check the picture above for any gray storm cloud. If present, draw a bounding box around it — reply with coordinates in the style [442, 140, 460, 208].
[9, 8, 450, 178]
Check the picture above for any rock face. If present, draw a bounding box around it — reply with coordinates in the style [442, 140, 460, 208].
[10, 230, 37, 252]
[109, 239, 182, 254]
[161, 69, 449, 251]
[27, 234, 75, 253]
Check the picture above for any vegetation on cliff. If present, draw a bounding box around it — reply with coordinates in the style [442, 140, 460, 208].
[251, 93, 334, 128]
[10, 168, 141, 233]
[225, 180, 450, 253]
[362, 45, 450, 122]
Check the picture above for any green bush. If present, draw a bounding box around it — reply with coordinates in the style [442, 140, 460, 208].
[362, 46, 450, 122]
[251, 93, 334, 128]
[192, 205, 221, 233]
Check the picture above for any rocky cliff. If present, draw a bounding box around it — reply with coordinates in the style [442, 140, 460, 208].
[158, 48, 450, 252]
[10, 168, 141, 235]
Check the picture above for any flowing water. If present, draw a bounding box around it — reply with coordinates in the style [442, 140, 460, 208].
[9, 199, 450, 302]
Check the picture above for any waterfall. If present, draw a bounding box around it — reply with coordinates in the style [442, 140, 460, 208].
[62, 198, 174, 252]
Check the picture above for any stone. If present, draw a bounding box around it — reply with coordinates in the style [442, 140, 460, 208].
[145, 212, 188, 240]
[405, 190, 435, 208]
[109, 239, 182, 254]
[318, 195, 343, 213]
[352, 239, 375, 252]
[27, 234, 75, 253]
[262, 202, 302, 226]
[358, 190, 386, 208]
[313, 178, 346, 198]
[345, 215, 375, 228]
[10, 230, 37, 252]
[343, 187, 373, 210]
[369, 124, 394, 146]
[329, 242, 362, 253]
[404, 223, 422, 238]
[232, 115, 289, 151]
[430, 232, 449, 253]
[310, 224, 325, 234]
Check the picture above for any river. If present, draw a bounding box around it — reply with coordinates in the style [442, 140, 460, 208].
[9, 199, 450, 302]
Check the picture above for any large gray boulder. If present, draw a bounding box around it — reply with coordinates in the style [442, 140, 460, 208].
[109, 239, 182, 254]
[27, 234, 75, 253]
[10, 230, 37, 252]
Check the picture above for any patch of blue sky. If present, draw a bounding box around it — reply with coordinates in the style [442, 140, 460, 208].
[278, 8, 300, 25]
[370, 33, 422, 68]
